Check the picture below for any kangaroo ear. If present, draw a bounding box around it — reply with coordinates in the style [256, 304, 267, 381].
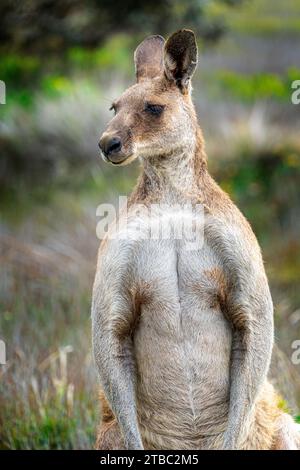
[134, 35, 165, 82]
[164, 29, 198, 92]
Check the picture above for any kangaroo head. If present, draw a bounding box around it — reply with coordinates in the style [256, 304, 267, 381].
[99, 30, 198, 166]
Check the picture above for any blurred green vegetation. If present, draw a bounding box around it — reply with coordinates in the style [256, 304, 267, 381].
[0, 35, 134, 114]
[213, 68, 300, 102]
[0, 0, 242, 54]
[1, 40, 300, 115]
[1, 0, 300, 450]
[206, 0, 300, 35]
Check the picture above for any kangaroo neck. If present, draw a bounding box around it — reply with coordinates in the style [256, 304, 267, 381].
[135, 130, 208, 205]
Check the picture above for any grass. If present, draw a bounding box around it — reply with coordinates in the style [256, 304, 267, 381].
[0, 345, 97, 449]
[0, 203, 98, 449]
[0, 320, 97, 449]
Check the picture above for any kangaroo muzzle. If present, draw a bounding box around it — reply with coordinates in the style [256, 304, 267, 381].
[99, 133, 127, 164]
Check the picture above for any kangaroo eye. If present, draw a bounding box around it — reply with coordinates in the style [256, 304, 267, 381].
[144, 103, 165, 116]
[109, 104, 116, 115]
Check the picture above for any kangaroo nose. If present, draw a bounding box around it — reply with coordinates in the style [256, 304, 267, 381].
[99, 135, 122, 157]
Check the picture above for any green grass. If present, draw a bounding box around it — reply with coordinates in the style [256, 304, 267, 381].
[1, 382, 96, 449]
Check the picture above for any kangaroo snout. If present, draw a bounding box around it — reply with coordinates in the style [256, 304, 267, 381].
[98, 130, 135, 166]
[99, 134, 125, 164]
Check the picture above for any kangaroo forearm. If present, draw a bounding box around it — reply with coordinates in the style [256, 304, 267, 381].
[93, 331, 143, 449]
[100, 363, 142, 449]
[223, 315, 273, 449]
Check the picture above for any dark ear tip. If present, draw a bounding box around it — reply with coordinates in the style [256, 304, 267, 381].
[178, 29, 196, 37]
[166, 29, 196, 43]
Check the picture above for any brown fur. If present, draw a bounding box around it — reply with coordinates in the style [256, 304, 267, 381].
[193, 267, 228, 310]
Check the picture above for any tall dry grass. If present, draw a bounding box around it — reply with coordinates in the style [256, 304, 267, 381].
[0, 203, 99, 449]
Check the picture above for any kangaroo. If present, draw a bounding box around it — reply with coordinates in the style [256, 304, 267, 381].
[92, 30, 300, 450]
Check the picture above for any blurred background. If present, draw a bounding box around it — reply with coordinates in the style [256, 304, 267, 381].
[0, 0, 300, 449]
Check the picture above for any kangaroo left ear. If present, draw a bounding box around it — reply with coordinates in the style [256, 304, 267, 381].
[164, 29, 198, 93]
[134, 35, 165, 82]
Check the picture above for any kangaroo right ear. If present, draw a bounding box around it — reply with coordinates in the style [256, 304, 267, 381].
[164, 29, 198, 93]
[134, 35, 165, 82]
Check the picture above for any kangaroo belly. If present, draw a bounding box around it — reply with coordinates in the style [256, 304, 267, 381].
[133, 239, 232, 449]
